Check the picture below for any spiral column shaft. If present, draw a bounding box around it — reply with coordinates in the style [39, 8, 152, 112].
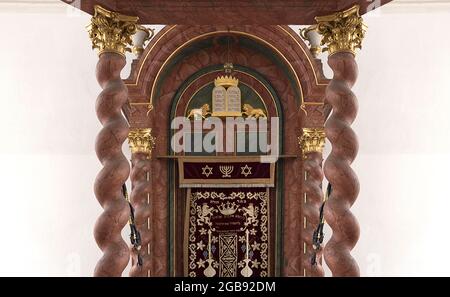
[128, 128, 155, 277]
[316, 5, 366, 276]
[129, 153, 153, 276]
[322, 53, 360, 276]
[303, 153, 325, 276]
[93, 53, 131, 276]
[299, 128, 326, 277]
[88, 5, 139, 276]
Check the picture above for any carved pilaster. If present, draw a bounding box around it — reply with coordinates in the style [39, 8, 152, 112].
[89, 5, 138, 277]
[128, 128, 156, 277]
[299, 128, 325, 277]
[299, 128, 326, 157]
[128, 128, 156, 155]
[315, 5, 365, 276]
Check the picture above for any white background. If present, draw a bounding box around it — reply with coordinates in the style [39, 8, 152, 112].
[0, 0, 449, 276]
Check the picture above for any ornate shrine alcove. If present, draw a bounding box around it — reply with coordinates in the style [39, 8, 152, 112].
[64, 0, 392, 277]
[123, 25, 329, 277]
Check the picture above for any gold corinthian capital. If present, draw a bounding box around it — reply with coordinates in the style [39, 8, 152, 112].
[87, 5, 139, 56]
[315, 5, 367, 56]
[128, 128, 156, 155]
[299, 128, 326, 157]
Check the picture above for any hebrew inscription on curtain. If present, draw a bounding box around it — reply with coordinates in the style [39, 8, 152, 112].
[186, 188, 269, 277]
[179, 157, 274, 277]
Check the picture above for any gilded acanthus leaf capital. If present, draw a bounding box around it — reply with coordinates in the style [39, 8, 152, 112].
[87, 5, 139, 56]
[128, 128, 156, 155]
[315, 5, 367, 56]
[299, 128, 326, 156]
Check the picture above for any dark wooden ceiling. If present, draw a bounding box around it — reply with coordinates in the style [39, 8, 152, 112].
[61, 0, 393, 25]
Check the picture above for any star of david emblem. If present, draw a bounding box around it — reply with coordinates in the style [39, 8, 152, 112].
[202, 165, 213, 177]
[241, 164, 252, 177]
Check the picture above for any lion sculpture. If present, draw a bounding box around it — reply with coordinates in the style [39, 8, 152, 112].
[242, 104, 267, 119]
[187, 104, 211, 120]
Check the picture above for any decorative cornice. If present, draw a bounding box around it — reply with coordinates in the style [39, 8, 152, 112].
[87, 5, 139, 57]
[315, 5, 367, 56]
[299, 128, 326, 156]
[128, 128, 156, 155]
[2, 1, 450, 15]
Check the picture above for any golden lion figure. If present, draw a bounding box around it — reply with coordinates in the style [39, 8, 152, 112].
[187, 103, 211, 120]
[242, 104, 267, 119]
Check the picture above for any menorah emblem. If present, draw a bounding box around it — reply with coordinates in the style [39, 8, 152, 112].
[219, 165, 234, 178]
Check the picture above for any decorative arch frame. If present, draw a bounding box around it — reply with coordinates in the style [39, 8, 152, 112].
[123, 25, 329, 276]
[168, 64, 284, 276]
[125, 25, 328, 122]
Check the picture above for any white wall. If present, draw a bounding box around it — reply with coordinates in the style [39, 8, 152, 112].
[0, 1, 449, 276]
[347, 6, 450, 276]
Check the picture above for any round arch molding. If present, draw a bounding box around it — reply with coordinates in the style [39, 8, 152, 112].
[124, 25, 329, 127]
[123, 25, 329, 277]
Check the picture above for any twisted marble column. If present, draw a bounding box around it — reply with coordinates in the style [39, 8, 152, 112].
[88, 5, 139, 276]
[128, 128, 155, 277]
[299, 128, 326, 277]
[316, 5, 366, 277]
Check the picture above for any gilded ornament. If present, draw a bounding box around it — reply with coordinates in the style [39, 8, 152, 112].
[132, 25, 155, 56]
[300, 25, 322, 58]
[128, 128, 156, 155]
[87, 5, 139, 56]
[212, 65, 242, 117]
[187, 104, 211, 120]
[299, 128, 326, 156]
[242, 104, 267, 119]
[214, 75, 239, 88]
[315, 5, 367, 56]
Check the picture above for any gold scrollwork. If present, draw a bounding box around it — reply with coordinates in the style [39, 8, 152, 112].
[128, 128, 156, 155]
[315, 5, 367, 56]
[87, 5, 139, 56]
[299, 128, 326, 156]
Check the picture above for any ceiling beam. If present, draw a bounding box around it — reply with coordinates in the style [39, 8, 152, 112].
[57, 0, 394, 25]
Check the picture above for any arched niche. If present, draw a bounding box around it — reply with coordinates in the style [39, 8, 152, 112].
[123, 25, 329, 276]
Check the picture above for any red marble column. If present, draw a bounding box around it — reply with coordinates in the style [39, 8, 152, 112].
[299, 128, 326, 277]
[128, 128, 155, 277]
[94, 53, 131, 277]
[88, 5, 139, 276]
[316, 5, 366, 276]
[323, 52, 360, 276]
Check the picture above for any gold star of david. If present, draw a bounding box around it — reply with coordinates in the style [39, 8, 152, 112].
[201, 165, 213, 177]
[241, 164, 252, 177]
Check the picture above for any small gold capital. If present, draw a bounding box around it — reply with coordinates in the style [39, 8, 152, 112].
[315, 5, 367, 56]
[299, 128, 326, 156]
[87, 5, 139, 56]
[128, 128, 156, 155]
